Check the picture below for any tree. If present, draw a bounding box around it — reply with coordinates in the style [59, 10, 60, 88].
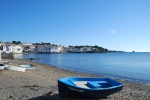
[12, 41, 21, 45]
[34, 43, 40, 45]
[18, 41, 21, 44]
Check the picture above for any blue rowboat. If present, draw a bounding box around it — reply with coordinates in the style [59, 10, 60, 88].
[58, 77, 123, 99]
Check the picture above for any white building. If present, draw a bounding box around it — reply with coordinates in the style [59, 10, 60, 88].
[2, 44, 23, 54]
[3, 45, 13, 53]
[12, 45, 23, 53]
[37, 45, 63, 53]
[38, 45, 51, 53]
[22, 43, 32, 46]
[26, 45, 37, 53]
[69, 48, 81, 53]
[84, 47, 92, 52]
[50, 46, 64, 53]
[0, 50, 2, 61]
[69, 46, 93, 53]
[57, 46, 63, 52]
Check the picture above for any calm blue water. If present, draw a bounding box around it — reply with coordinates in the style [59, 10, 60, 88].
[14, 52, 150, 84]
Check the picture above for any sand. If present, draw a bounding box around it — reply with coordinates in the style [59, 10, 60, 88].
[0, 58, 149, 100]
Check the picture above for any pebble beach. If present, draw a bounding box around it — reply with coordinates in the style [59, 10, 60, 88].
[0, 58, 150, 100]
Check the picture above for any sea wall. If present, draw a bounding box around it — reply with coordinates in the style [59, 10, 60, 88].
[2, 53, 14, 60]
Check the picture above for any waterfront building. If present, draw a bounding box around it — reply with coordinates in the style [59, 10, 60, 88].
[38, 45, 51, 53]
[25, 45, 37, 53]
[2, 42, 23, 54]
[0, 50, 1, 61]
[12, 45, 23, 53]
[69, 46, 93, 53]
[3, 44, 13, 53]
[37, 45, 63, 53]
[22, 43, 32, 46]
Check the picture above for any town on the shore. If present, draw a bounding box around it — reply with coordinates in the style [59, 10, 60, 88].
[0, 41, 124, 54]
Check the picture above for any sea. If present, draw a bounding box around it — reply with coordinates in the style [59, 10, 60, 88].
[14, 52, 150, 84]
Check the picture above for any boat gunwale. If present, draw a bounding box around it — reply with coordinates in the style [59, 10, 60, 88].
[58, 77, 123, 90]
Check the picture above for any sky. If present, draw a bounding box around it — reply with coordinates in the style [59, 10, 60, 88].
[0, 0, 150, 52]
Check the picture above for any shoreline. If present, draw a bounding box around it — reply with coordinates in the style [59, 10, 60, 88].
[26, 58, 150, 85]
[0, 58, 150, 99]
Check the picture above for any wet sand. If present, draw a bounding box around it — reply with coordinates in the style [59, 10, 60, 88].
[0, 58, 150, 100]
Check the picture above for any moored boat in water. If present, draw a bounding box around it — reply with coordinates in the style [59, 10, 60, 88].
[58, 77, 123, 99]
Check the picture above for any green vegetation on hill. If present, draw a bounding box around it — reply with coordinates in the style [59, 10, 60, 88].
[69, 45, 124, 53]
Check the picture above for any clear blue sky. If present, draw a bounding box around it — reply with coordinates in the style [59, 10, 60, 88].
[0, 0, 150, 52]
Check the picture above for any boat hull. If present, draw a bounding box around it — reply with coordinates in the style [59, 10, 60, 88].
[19, 64, 34, 69]
[58, 77, 123, 99]
[7, 65, 26, 72]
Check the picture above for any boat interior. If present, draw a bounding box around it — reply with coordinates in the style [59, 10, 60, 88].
[69, 79, 111, 89]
